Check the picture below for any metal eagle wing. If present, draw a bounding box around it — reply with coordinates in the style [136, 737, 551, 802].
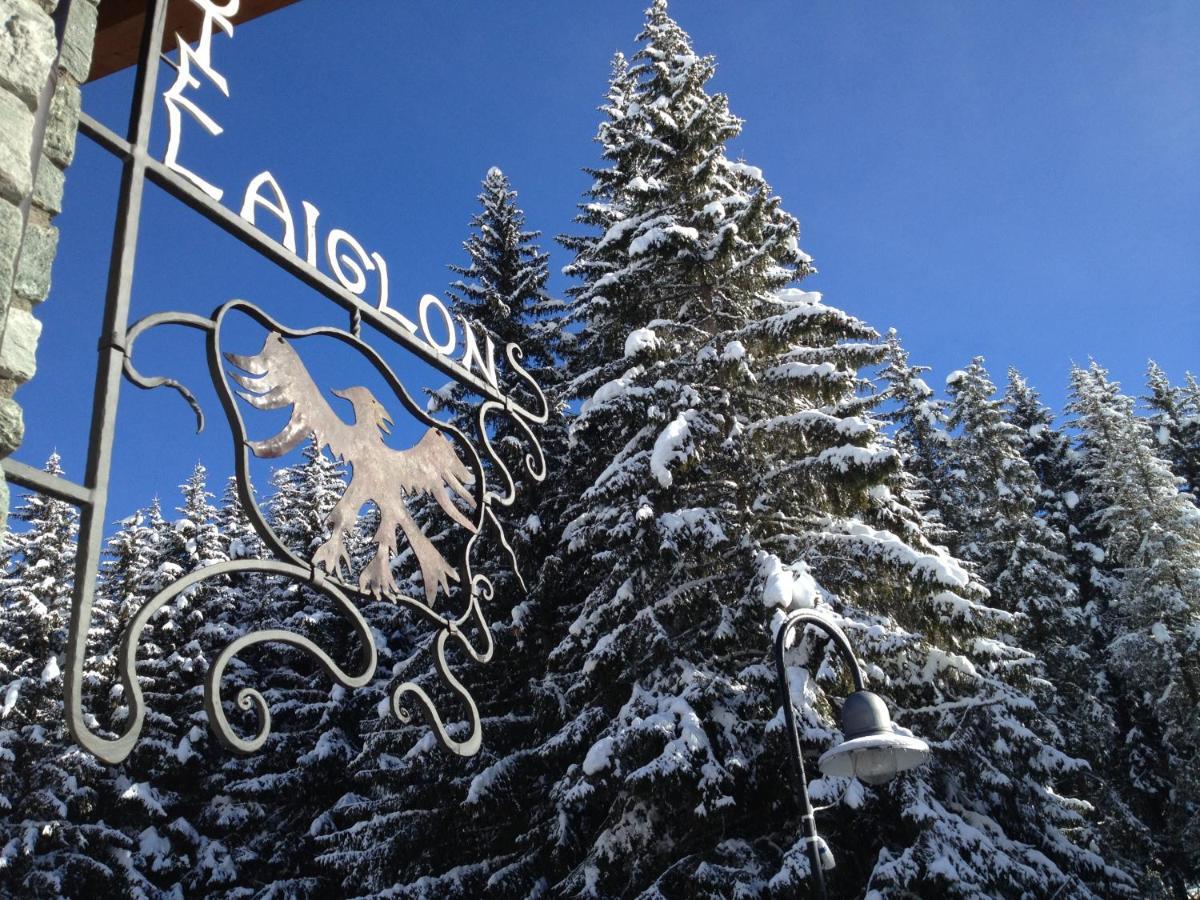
[224, 331, 355, 461]
[397, 429, 478, 534]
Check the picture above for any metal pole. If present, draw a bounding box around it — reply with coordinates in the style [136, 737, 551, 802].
[65, 0, 171, 763]
[773, 609, 868, 898]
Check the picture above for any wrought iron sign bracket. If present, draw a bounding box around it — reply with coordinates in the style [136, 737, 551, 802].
[3, 0, 549, 766]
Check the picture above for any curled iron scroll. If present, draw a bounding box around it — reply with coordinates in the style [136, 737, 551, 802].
[66, 298, 547, 763]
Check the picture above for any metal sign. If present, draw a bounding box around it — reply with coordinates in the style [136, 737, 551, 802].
[2, 0, 547, 762]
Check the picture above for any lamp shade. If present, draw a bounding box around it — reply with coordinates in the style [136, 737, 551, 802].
[817, 690, 930, 784]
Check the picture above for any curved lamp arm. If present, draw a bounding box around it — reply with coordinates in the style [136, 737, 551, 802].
[773, 609, 866, 695]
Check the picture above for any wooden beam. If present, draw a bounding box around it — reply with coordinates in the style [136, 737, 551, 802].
[89, 0, 299, 82]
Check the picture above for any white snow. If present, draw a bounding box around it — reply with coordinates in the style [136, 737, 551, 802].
[758, 553, 818, 610]
[720, 340, 747, 362]
[838, 521, 971, 589]
[765, 361, 838, 381]
[760, 554, 792, 609]
[657, 507, 727, 545]
[138, 826, 171, 861]
[726, 161, 764, 180]
[1, 679, 21, 718]
[580, 366, 644, 417]
[816, 443, 896, 473]
[583, 736, 615, 775]
[650, 411, 694, 488]
[629, 223, 699, 257]
[40, 656, 59, 682]
[624, 328, 660, 358]
[1151, 622, 1170, 642]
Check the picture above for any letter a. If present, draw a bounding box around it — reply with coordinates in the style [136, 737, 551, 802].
[240, 171, 297, 253]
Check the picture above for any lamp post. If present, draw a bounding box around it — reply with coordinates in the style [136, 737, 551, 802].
[773, 609, 931, 899]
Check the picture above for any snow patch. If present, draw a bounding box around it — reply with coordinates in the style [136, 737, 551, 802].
[583, 736, 615, 775]
[758, 553, 818, 611]
[1, 680, 21, 718]
[624, 328, 660, 358]
[629, 223, 699, 257]
[720, 340, 747, 362]
[650, 411, 694, 488]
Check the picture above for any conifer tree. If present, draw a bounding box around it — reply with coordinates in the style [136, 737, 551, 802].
[105, 467, 245, 893]
[213, 442, 362, 895]
[433, 166, 564, 597]
[0, 455, 136, 896]
[317, 173, 569, 900]
[1067, 361, 1200, 897]
[1002, 368, 1077, 534]
[879, 330, 952, 534]
[942, 359, 1080, 626]
[1144, 361, 1200, 496]
[998, 367, 1115, 764]
[330, 4, 1125, 896]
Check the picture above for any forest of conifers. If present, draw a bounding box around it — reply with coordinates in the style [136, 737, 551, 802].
[1, 2, 1197, 897]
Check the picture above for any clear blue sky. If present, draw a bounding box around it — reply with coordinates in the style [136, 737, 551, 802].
[16, 0, 1200, 524]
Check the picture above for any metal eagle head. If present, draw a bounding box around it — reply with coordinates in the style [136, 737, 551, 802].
[332, 386, 394, 436]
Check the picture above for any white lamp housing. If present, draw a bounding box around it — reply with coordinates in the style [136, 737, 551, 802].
[816, 690, 931, 785]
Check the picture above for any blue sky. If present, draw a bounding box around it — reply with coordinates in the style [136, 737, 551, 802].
[16, 0, 1200, 523]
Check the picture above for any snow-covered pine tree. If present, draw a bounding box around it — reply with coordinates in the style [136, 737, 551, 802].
[941, 362, 1147, 878]
[941, 359, 1080, 625]
[1067, 361, 1200, 897]
[335, 3, 1125, 896]
[0, 454, 135, 896]
[432, 165, 564, 599]
[1144, 361, 1200, 497]
[879, 330, 952, 534]
[1002, 368, 1077, 533]
[212, 441, 364, 895]
[997, 365, 1122, 770]
[314, 173, 569, 897]
[442, 167, 560, 400]
[104, 465, 244, 893]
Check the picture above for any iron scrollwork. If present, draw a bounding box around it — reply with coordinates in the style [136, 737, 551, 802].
[65, 299, 547, 763]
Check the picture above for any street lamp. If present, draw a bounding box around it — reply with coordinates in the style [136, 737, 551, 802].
[773, 608, 931, 898]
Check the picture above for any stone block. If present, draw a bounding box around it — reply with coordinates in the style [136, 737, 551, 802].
[0, 304, 42, 382]
[0, 396, 23, 455]
[14, 220, 56, 304]
[0, 0, 56, 110]
[32, 152, 62, 214]
[59, 0, 97, 84]
[0, 89, 34, 204]
[43, 77, 79, 168]
[0, 199, 20, 311]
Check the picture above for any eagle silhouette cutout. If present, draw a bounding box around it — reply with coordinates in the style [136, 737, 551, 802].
[225, 332, 477, 604]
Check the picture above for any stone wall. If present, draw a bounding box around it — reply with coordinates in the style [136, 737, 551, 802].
[0, 0, 99, 525]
